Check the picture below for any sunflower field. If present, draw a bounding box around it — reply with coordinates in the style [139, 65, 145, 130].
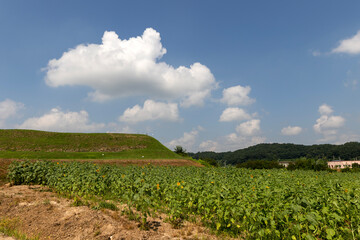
[7, 160, 360, 239]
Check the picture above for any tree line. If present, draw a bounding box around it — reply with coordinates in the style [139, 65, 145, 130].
[188, 142, 360, 166]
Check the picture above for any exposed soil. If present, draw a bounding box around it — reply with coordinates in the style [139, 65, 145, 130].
[0, 159, 13, 186]
[0, 185, 229, 240]
[52, 159, 204, 167]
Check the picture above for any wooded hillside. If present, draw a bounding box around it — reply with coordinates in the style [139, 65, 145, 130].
[189, 142, 360, 165]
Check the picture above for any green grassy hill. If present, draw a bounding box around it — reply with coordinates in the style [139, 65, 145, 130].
[0, 129, 181, 160]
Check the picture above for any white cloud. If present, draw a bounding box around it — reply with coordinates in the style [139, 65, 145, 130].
[281, 126, 302, 136]
[221, 85, 255, 106]
[44, 28, 217, 107]
[313, 115, 345, 134]
[198, 133, 266, 152]
[344, 79, 358, 89]
[119, 99, 179, 123]
[312, 50, 321, 57]
[224, 133, 266, 151]
[198, 120, 265, 152]
[105, 123, 135, 134]
[0, 99, 24, 127]
[332, 30, 360, 54]
[236, 119, 260, 136]
[199, 140, 219, 152]
[313, 104, 345, 142]
[219, 107, 251, 122]
[18, 108, 105, 132]
[168, 129, 199, 152]
[318, 104, 333, 115]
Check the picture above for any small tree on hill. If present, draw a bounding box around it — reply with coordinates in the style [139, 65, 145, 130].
[174, 145, 187, 156]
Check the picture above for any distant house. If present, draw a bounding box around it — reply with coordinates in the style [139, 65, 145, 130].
[327, 160, 360, 169]
[279, 161, 292, 168]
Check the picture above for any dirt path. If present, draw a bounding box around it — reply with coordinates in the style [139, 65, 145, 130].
[0, 185, 227, 240]
[52, 159, 203, 167]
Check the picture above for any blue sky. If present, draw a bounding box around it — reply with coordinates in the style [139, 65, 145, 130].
[1, 1, 360, 152]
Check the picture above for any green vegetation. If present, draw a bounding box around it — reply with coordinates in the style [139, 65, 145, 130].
[0, 217, 39, 240]
[236, 160, 284, 169]
[8, 160, 360, 239]
[173, 145, 187, 156]
[287, 158, 329, 171]
[0, 129, 180, 160]
[189, 142, 360, 165]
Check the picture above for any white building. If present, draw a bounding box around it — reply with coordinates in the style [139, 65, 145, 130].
[327, 160, 360, 169]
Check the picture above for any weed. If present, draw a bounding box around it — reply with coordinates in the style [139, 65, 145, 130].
[0, 217, 39, 240]
[72, 197, 87, 207]
[98, 201, 118, 211]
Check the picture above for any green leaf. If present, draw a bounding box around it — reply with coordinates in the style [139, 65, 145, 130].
[216, 222, 221, 230]
[326, 228, 335, 239]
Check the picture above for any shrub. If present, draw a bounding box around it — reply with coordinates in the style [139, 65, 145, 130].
[287, 158, 328, 171]
[174, 146, 188, 157]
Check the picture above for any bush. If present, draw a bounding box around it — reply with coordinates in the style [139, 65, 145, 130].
[352, 163, 360, 168]
[287, 158, 328, 171]
[174, 146, 188, 157]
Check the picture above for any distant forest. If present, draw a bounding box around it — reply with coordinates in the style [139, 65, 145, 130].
[188, 142, 360, 166]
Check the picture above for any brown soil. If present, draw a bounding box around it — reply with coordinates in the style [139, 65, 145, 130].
[0, 185, 232, 240]
[52, 159, 204, 167]
[0, 159, 13, 186]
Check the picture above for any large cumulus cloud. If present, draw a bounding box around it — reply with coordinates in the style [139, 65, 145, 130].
[18, 108, 105, 132]
[45, 28, 217, 107]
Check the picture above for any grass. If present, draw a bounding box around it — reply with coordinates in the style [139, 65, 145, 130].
[0, 217, 39, 240]
[0, 149, 179, 160]
[97, 201, 119, 211]
[0, 129, 181, 160]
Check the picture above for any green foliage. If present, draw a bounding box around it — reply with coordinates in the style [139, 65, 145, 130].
[8, 160, 360, 239]
[0, 217, 39, 240]
[195, 158, 219, 167]
[287, 158, 328, 171]
[352, 163, 360, 168]
[0, 129, 181, 160]
[236, 160, 284, 169]
[174, 145, 187, 157]
[72, 197, 87, 207]
[191, 142, 360, 165]
[98, 201, 119, 211]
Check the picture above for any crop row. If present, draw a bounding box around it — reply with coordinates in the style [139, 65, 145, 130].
[7, 160, 360, 239]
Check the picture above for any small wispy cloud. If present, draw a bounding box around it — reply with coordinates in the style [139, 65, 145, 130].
[281, 126, 302, 136]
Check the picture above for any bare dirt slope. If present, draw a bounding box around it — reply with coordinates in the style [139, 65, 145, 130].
[53, 159, 203, 167]
[0, 185, 228, 240]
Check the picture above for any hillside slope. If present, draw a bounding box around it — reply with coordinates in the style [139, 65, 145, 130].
[0, 129, 180, 160]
